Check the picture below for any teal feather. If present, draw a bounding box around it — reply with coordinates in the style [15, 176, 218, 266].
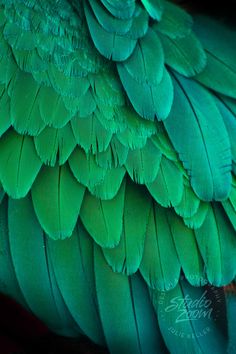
[195, 204, 236, 286]
[94, 244, 166, 354]
[122, 29, 164, 86]
[0, 130, 42, 198]
[141, 0, 164, 21]
[8, 195, 78, 334]
[159, 31, 206, 77]
[174, 181, 200, 218]
[147, 156, 183, 207]
[125, 139, 162, 184]
[34, 124, 76, 166]
[102, 178, 151, 274]
[31, 164, 85, 239]
[88, 0, 133, 35]
[89, 167, 126, 200]
[0, 196, 27, 308]
[154, 1, 193, 39]
[47, 221, 106, 344]
[99, 0, 136, 19]
[168, 209, 207, 286]
[117, 63, 173, 120]
[80, 182, 125, 248]
[84, 1, 137, 61]
[95, 136, 129, 169]
[69, 147, 106, 189]
[71, 113, 112, 154]
[140, 202, 181, 290]
[10, 71, 46, 135]
[0, 87, 11, 137]
[164, 74, 232, 201]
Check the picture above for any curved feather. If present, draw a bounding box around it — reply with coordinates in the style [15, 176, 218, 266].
[31, 164, 85, 239]
[0, 130, 42, 198]
[164, 74, 231, 201]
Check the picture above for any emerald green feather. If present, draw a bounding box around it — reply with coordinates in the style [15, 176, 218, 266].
[71, 113, 112, 154]
[125, 139, 162, 184]
[184, 202, 209, 229]
[100, 0, 136, 20]
[102, 178, 151, 274]
[174, 181, 200, 218]
[154, 1, 193, 39]
[159, 31, 206, 77]
[84, 1, 137, 61]
[95, 136, 129, 168]
[164, 74, 231, 201]
[88, 0, 133, 35]
[31, 164, 85, 239]
[140, 202, 181, 290]
[168, 209, 206, 286]
[10, 71, 46, 135]
[0, 87, 11, 137]
[122, 29, 164, 86]
[141, 0, 163, 21]
[80, 182, 125, 247]
[47, 221, 106, 344]
[89, 167, 126, 200]
[195, 204, 236, 286]
[147, 156, 183, 207]
[117, 64, 173, 120]
[0, 130, 42, 198]
[34, 124, 76, 166]
[69, 147, 106, 188]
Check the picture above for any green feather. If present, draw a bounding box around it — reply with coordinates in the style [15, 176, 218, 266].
[89, 167, 126, 200]
[88, 0, 133, 35]
[122, 29, 164, 86]
[0, 87, 11, 137]
[84, 1, 136, 61]
[147, 156, 183, 207]
[10, 71, 46, 135]
[184, 202, 209, 229]
[31, 164, 85, 239]
[117, 63, 173, 120]
[159, 31, 206, 77]
[47, 221, 106, 344]
[168, 209, 206, 286]
[99, 0, 136, 20]
[174, 181, 200, 218]
[195, 204, 236, 286]
[34, 124, 76, 166]
[164, 74, 232, 201]
[69, 147, 106, 189]
[0, 130, 42, 198]
[141, 0, 164, 21]
[102, 178, 151, 274]
[80, 181, 125, 248]
[71, 113, 112, 154]
[140, 202, 181, 290]
[95, 136, 129, 169]
[125, 139, 162, 184]
[154, 1, 193, 39]
[38, 85, 72, 128]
